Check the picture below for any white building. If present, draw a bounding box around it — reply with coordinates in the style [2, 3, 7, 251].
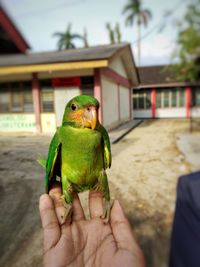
[133, 66, 200, 119]
[0, 43, 139, 133]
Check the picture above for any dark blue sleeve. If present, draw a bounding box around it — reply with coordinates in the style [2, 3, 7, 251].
[169, 171, 200, 267]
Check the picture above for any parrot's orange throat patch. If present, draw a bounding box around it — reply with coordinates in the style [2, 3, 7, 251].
[69, 109, 84, 123]
[69, 107, 97, 129]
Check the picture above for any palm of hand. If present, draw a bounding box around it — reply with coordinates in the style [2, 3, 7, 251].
[39, 184, 145, 267]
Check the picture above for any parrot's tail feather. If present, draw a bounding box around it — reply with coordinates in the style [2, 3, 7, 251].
[37, 158, 47, 168]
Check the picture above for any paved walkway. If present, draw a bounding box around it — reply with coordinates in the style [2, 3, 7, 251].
[176, 132, 200, 171]
[108, 119, 142, 144]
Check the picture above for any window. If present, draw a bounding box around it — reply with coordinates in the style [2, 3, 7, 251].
[0, 82, 33, 113]
[171, 90, 177, 107]
[134, 88, 186, 110]
[179, 89, 185, 107]
[133, 90, 152, 110]
[138, 93, 144, 109]
[0, 91, 10, 112]
[163, 90, 170, 108]
[156, 90, 162, 108]
[81, 76, 94, 96]
[192, 87, 200, 107]
[156, 88, 185, 108]
[196, 88, 200, 106]
[146, 91, 151, 109]
[40, 80, 54, 112]
[41, 88, 54, 112]
[133, 94, 138, 109]
[11, 91, 23, 112]
[24, 89, 34, 112]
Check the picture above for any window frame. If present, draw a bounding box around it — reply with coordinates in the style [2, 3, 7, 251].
[0, 82, 33, 114]
[40, 80, 55, 113]
[132, 90, 152, 110]
[156, 87, 185, 109]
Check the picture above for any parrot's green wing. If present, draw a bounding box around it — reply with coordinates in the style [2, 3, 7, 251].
[45, 130, 61, 192]
[98, 125, 112, 169]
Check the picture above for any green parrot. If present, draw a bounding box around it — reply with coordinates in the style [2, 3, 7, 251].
[43, 95, 112, 222]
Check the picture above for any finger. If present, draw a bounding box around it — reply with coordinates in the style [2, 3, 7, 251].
[39, 194, 60, 252]
[72, 192, 85, 221]
[49, 182, 66, 224]
[89, 191, 103, 219]
[110, 200, 144, 259]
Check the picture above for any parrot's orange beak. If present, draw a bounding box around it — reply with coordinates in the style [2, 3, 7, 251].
[83, 106, 97, 130]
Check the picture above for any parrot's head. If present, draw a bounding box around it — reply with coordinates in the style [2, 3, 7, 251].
[62, 95, 100, 130]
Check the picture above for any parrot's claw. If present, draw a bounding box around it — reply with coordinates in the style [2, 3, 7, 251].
[60, 195, 72, 224]
[101, 199, 114, 223]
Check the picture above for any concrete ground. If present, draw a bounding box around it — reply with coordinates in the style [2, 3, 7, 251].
[0, 119, 199, 267]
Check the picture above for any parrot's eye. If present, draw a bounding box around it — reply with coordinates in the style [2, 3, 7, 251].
[71, 103, 77, 111]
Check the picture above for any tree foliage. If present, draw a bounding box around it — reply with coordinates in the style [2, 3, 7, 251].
[122, 0, 152, 65]
[122, 0, 151, 27]
[171, 0, 200, 81]
[83, 28, 89, 48]
[53, 23, 83, 50]
[106, 23, 122, 44]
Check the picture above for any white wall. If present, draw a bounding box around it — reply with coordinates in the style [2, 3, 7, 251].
[119, 85, 130, 122]
[133, 110, 152, 118]
[133, 108, 200, 119]
[41, 113, 56, 133]
[101, 77, 118, 129]
[0, 114, 36, 132]
[191, 107, 200, 118]
[109, 58, 127, 77]
[54, 87, 81, 126]
[156, 108, 186, 118]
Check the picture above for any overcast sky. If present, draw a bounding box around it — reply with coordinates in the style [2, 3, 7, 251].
[0, 0, 192, 66]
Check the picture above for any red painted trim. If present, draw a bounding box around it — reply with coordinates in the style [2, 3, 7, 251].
[52, 77, 81, 87]
[185, 87, 191, 118]
[117, 84, 121, 122]
[151, 88, 156, 118]
[100, 67, 131, 88]
[129, 87, 132, 119]
[32, 73, 41, 132]
[0, 8, 29, 53]
[94, 69, 103, 124]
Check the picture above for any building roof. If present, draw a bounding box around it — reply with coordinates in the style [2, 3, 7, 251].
[0, 43, 131, 66]
[0, 43, 139, 86]
[0, 4, 30, 54]
[136, 65, 199, 88]
[138, 65, 176, 85]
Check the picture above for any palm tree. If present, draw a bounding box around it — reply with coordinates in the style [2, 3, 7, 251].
[115, 23, 122, 43]
[83, 28, 89, 48]
[106, 23, 122, 44]
[53, 23, 83, 50]
[106, 23, 115, 44]
[122, 0, 152, 65]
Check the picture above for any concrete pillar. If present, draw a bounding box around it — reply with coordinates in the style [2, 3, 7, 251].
[94, 68, 103, 124]
[185, 87, 192, 118]
[151, 88, 156, 119]
[32, 73, 41, 132]
[117, 84, 121, 122]
[129, 87, 133, 120]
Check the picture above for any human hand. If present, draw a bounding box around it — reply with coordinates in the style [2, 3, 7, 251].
[39, 182, 145, 267]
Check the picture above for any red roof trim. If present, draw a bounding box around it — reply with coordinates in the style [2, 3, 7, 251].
[100, 67, 131, 88]
[0, 6, 30, 53]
